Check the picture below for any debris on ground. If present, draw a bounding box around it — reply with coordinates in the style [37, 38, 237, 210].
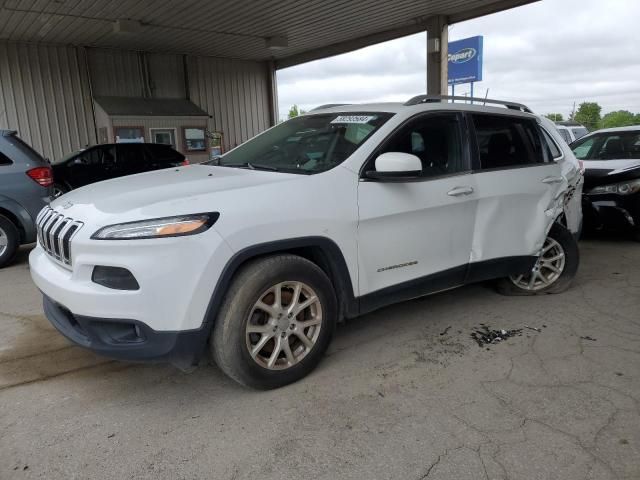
[524, 325, 542, 332]
[580, 335, 597, 342]
[439, 326, 452, 336]
[471, 325, 523, 347]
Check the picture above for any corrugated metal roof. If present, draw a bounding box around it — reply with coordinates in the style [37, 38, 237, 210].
[0, 0, 538, 67]
[94, 96, 209, 117]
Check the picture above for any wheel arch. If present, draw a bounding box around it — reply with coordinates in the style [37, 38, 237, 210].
[196, 237, 358, 358]
[0, 201, 30, 243]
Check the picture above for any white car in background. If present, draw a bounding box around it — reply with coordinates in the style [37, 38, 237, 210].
[30, 95, 583, 389]
[556, 121, 589, 144]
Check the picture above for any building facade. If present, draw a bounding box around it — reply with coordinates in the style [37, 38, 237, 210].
[0, 42, 275, 161]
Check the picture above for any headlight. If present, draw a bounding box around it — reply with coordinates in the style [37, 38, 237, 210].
[589, 179, 640, 196]
[91, 213, 219, 240]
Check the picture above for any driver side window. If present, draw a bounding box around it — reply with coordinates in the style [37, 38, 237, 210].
[378, 113, 466, 178]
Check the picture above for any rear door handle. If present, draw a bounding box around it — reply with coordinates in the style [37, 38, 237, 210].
[542, 176, 564, 184]
[447, 186, 474, 197]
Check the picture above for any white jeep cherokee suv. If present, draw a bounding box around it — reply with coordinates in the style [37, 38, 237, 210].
[30, 96, 583, 389]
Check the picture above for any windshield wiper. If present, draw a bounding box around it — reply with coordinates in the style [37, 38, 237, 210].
[222, 162, 280, 171]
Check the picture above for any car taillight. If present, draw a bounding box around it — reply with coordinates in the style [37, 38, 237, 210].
[181, 159, 190, 166]
[26, 166, 53, 187]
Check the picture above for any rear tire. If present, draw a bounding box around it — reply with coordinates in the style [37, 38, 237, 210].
[0, 215, 20, 268]
[496, 223, 579, 295]
[211, 254, 337, 389]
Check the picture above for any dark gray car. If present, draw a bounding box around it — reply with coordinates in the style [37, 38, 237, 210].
[0, 130, 52, 267]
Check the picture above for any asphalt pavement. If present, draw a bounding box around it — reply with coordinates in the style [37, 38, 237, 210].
[1, 238, 639, 479]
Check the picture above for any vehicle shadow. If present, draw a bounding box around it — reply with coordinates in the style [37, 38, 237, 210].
[4, 234, 631, 398]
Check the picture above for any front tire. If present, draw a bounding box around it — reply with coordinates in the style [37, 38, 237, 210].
[497, 223, 579, 295]
[0, 215, 20, 268]
[211, 254, 337, 389]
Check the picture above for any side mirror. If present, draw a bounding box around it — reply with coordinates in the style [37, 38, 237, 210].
[70, 158, 86, 166]
[365, 152, 422, 181]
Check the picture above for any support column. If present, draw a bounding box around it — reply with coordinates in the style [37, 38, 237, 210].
[425, 15, 449, 95]
[266, 60, 279, 126]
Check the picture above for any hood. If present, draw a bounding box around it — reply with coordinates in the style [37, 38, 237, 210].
[51, 165, 298, 217]
[583, 159, 640, 189]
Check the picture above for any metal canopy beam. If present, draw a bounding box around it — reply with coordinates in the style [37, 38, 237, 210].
[275, 0, 538, 69]
[0, 1, 539, 68]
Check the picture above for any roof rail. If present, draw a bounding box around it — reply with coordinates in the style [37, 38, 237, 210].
[404, 95, 533, 113]
[309, 103, 351, 111]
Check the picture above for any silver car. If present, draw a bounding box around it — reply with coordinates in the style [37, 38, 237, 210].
[0, 130, 52, 267]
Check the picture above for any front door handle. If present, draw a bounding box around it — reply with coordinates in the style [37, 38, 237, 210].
[447, 186, 474, 197]
[542, 176, 564, 184]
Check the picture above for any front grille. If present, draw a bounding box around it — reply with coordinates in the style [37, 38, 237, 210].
[36, 206, 83, 266]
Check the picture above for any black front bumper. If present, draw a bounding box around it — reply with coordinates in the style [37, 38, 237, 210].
[43, 295, 210, 369]
[582, 192, 640, 232]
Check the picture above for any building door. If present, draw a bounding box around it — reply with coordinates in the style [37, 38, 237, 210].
[150, 128, 176, 148]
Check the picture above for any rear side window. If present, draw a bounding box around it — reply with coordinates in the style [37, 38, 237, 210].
[558, 128, 571, 144]
[473, 114, 544, 169]
[0, 151, 12, 166]
[145, 144, 184, 164]
[541, 129, 563, 160]
[118, 145, 149, 168]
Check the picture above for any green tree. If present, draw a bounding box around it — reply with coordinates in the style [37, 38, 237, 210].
[601, 110, 638, 129]
[573, 102, 602, 131]
[287, 104, 307, 119]
[288, 104, 300, 118]
[545, 113, 564, 122]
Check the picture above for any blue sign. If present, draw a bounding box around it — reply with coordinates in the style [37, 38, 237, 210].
[448, 36, 483, 85]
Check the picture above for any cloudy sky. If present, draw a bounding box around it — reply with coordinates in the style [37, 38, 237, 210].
[277, 0, 640, 120]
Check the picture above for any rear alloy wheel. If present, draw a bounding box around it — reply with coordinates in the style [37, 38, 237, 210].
[497, 223, 579, 295]
[211, 254, 337, 389]
[510, 236, 566, 291]
[0, 215, 20, 268]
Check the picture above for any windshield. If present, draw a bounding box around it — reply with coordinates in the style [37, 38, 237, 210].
[53, 149, 83, 165]
[215, 112, 393, 174]
[572, 131, 640, 160]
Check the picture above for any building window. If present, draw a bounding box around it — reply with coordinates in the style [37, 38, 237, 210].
[150, 128, 177, 148]
[183, 127, 206, 152]
[115, 127, 145, 143]
[209, 131, 223, 157]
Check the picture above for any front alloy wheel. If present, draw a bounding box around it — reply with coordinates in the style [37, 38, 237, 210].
[246, 281, 322, 370]
[510, 237, 566, 291]
[211, 254, 337, 389]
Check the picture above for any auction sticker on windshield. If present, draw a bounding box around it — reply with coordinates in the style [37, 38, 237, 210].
[331, 115, 376, 124]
